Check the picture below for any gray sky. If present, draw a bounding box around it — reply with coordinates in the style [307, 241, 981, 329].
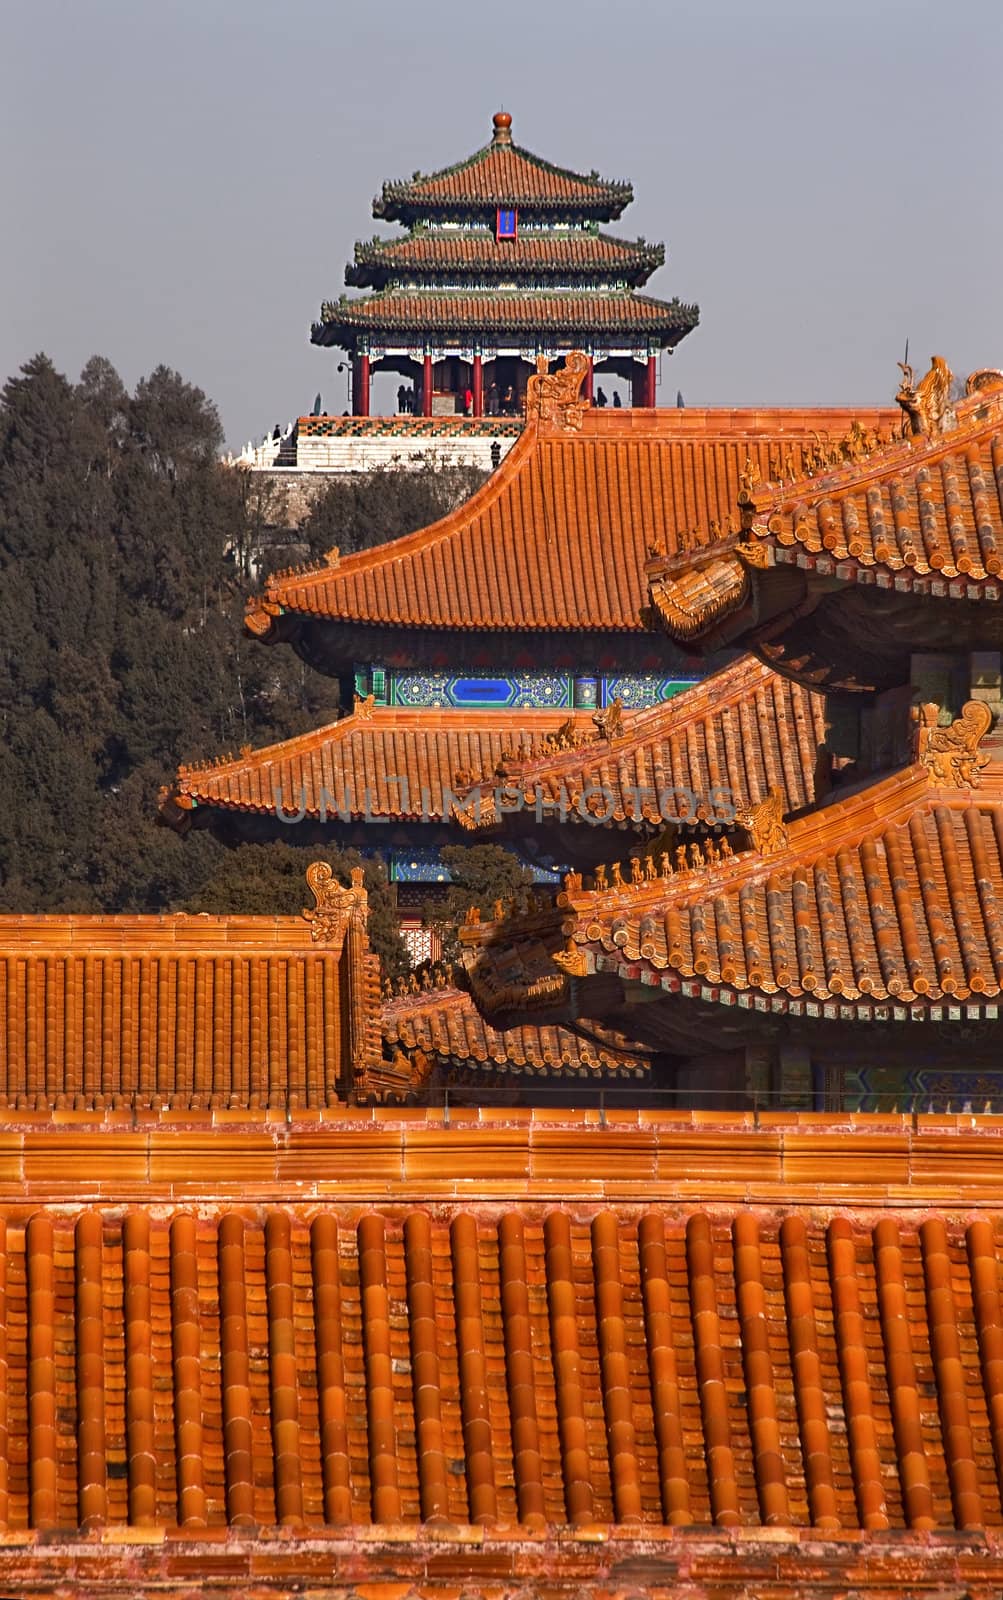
[5, 0, 1000, 447]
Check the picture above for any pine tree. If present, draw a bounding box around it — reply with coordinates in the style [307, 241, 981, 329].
[0, 352, 496, 974]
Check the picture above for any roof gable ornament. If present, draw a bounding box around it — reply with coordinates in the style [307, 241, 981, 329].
[917, 700, 993, 789]
[524, 350, 590, 432]
[735, 787, 789, 854]
[302, 860, 368, 945]
[896, 355, 957, 438]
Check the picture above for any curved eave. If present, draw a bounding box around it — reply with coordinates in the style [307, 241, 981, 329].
[374, 190, 634, 225]
[646, 553, 752, 644]
[732, 385, 1003, 589]
[345, 235, 666, 290]
[161, 783, 420, 829]
[311, 296, 700, 345]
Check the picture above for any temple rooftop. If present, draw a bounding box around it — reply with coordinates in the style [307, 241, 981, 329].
[314, 288, 695, 340]
[246, 397, 896, 674]
[160, 701, 574, 835]
[6, 1109, 1003, 1598]
[449, 654, 830, 842]
[459, 711, 1003, 1057]
[317, 111, 694, 417]
[646, 363, 1003, 689]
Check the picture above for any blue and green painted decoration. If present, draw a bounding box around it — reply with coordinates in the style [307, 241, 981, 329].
[356, 667, 698, 710]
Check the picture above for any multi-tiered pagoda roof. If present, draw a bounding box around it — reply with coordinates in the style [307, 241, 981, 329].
[313, 112, 698, 416]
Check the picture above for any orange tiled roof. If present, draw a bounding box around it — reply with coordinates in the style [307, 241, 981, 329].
[0, 901, 649, 1111]
[381, 982, 648, 1081]
[464, 749, 1003, 1021]
[162, 704, 572, 830]
[248, 406, 896, 640]
[314, 289, 696, 337]
[0, 902, 382, 1110]
[347, 230, 664, 283]
[452, 656, 829, 833]
[748, 381, 1003, 585]
[374, 116, 632, 220]
[647, 378, 1003, 647]
[7, 1189, 1003, 1539]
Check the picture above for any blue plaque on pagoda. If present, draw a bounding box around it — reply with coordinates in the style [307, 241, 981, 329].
[496, 207, 517, 239]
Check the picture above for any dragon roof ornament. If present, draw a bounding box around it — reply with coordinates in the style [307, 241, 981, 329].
[524, 350, 590, 432]
[302, 861, 368, 946]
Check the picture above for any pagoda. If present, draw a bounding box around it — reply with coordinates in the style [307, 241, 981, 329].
[312, 110, 698, 418]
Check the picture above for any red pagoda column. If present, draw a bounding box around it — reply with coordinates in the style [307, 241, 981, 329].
[472, 354, 483, 418]
[422, 354, 433, 417]
[584, 358, 594, 404]
[355, 354, 371, 417]
[646, 354, 657, 408]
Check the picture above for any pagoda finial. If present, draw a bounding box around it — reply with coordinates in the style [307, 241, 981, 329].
[492, 110, 513, 146]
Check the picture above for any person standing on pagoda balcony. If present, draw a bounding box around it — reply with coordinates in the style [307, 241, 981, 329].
[502, 385, 515, 415]
[596, 387, 608, 408]
[487, 381, 499, 417]
[613, 391, 622, 409]
[463, 384, 473, 416]
[397, 384, 408, 414]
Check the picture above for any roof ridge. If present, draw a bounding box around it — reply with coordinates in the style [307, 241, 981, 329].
[565, 762, 962, 919]
[253, 406, 900, 642]
[748, 379, 1003, 520]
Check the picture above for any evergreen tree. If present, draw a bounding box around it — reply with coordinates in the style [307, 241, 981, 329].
[294, 462, 486, 566]
[0, 352, 494, 974]
[424, 844, 533, 962]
